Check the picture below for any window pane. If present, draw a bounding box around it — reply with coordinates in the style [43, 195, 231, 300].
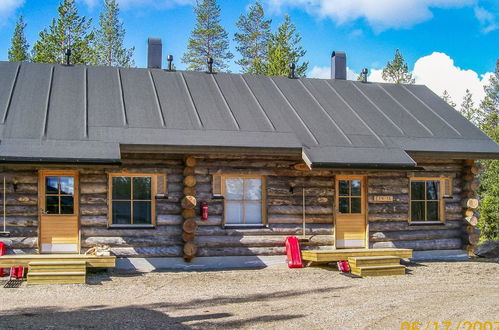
[339, 197, 349, 213]
[226, 178, 243, 200]
[245, 201, 262, 224]
[244, 178, 262, 200]
[112, 201, 131, 224]
[46, 196, 59, 214]
[133, 201, 151, 224]
[411, 182, 425, 200]
[46, 177, 59, 194]
[411, 201, 425, 221]
[60, 196, 74, 214]
[226, 201, 243, 224]
[426, 181, 440, 200]
[351, 197, 361, 213]
[112, 177, 131, 199]
[351, 180, 361, 196]
[59, 177, 74, 195]
[427, 201, 439, 221]
[339, 180, 349, 196]
[133, 177, 151, 200]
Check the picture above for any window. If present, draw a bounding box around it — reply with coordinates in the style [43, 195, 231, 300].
[410, 178, 447, 222]
[109, 174, 156, 227]
[338, 179, 362, 214]
[44, 176, 75, 214]
[222, 176, 265, 225]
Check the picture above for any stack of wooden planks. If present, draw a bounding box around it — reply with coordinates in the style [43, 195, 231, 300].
[348, 256, 405, 277]
[27, 261, 86, 284]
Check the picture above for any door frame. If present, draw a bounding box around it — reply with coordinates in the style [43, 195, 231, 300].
[38, 170, 80, 254]
[334, 175, 368, 249]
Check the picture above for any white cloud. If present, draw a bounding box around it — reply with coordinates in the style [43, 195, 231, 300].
[0, 0, 24, 27]
[474, 6, 498, 33]
[308, 65, 357, 80]
[266, 0, 475, 32]
[309, 52, 492, 107]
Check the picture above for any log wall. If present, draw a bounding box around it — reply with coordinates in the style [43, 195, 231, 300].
[0, 155, 468, 258]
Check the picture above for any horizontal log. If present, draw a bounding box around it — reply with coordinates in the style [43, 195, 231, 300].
[80, 183, 107, 194]
[80, 204, 107, 216]
[79, 174, 107, 183]
[110, 246, 183, 257]
[268, 214, 332, 224]
[2, 205, 37, 216]
[80, 194, 107, 205]
[267, 196, 331, 206]
[368, 203, 409, 214]
[0, 237, 37, 249]
[266, 177, 333, 187]
[4, 216, 38, 227]
[81, 225, 182, 237]
[196, 216, 223, 226]
[371, 238, 462, 250]
[268, 205, 333, 215]
[370, 229, 462, 242]
[197, 246, 286, 257]
[267, 187, 334, 197]
[368, 220, 462, 232]
[80, 215, 108, 226]
[195, 235, 334, 248]
[157, 214, 183, 225]
[156, 202, 182, 214]
[196, 223, 333, 236]
[82, 236, 183, 248]
[368, 213, 408, 221]
[1, 226, 38, 237]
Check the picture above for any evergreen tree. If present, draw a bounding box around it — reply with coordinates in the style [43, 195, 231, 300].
[95, 0, 134, 67]
[266, 15, 308, 77]
[382, 49, 415, 84]
[477, 59, 499, 241]
[182, 0, 233, 72]
[441, 90, 456, 108]
[460, 89, 476, 123]
[234, 1, 271, 74]
[8, 15, 30, 62]
[32, 0, 96, 65]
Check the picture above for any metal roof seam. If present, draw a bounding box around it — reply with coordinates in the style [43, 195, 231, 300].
[324, 80, 385, 146]
[298, 79, 353, 145]
[376, 83, 434, 136]
[42, 65, 55, 138]
[268, 76, 320, 145]
[84, 67, 88, 138]
[117, 68, 128, 126]
[211, 74, 241, 130]
[401, 84, 463, 137]
[148, 70, 166, 128]
[239, 75, 277, 132]
[2, 63, 20, 124]
[179, 71, 204, 129]
[350, 81, 405, 135]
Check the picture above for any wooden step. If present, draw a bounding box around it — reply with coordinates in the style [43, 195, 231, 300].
[29, 261, 86, 273]
[27, 271, 86, 285]
[351, 264, 406, 277]
[348, 256, 400, 268]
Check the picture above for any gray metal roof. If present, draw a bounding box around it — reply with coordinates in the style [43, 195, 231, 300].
[0, 61, 498, 166]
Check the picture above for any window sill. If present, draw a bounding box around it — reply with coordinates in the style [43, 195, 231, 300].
[108, 225, 156, 229]
[223, 224, 267, 229]
[409, 221, 444, 226]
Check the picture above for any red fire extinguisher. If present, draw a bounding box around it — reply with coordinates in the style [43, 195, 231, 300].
[201, 202, 208, 221]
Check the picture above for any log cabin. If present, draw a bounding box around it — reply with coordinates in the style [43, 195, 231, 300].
[0, 39, 498, 270]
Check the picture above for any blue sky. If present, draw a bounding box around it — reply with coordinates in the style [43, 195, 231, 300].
[0, 0, 498, 105]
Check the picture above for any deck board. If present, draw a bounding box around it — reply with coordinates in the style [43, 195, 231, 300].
[301, 248, 412, 262]
[0, 254, 116, 268]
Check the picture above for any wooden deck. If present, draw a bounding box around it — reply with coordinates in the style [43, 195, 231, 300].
[301, 248, 413, 264]
[0, 254, 116, 268]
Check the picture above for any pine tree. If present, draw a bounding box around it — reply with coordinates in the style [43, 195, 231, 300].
[441, 90, 456, 108]
[234, 1, 271, 74]
[32, 0, 96, 65]
[382, 49, 415, 84]
[460, 89, 476, 123]
[8, 15, 30, 62]
[477, 59, 499, 241]
[95, 0, 134, 67]
[266, 15, 308, 77]
[181, 0, 233, 72]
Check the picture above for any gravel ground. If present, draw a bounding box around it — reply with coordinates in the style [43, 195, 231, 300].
[0, 260, 497, 329]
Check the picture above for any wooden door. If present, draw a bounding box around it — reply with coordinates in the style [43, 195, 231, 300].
[39, 171, 79, 254]
[335, 176, 366, 248]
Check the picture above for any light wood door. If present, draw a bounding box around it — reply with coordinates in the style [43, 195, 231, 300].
[39, 171, 79, 254]
[335, 176, 366, 248]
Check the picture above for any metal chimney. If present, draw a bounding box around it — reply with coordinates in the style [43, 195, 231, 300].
[147, 38, 162, 69]
[331, 51, 346, 80]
